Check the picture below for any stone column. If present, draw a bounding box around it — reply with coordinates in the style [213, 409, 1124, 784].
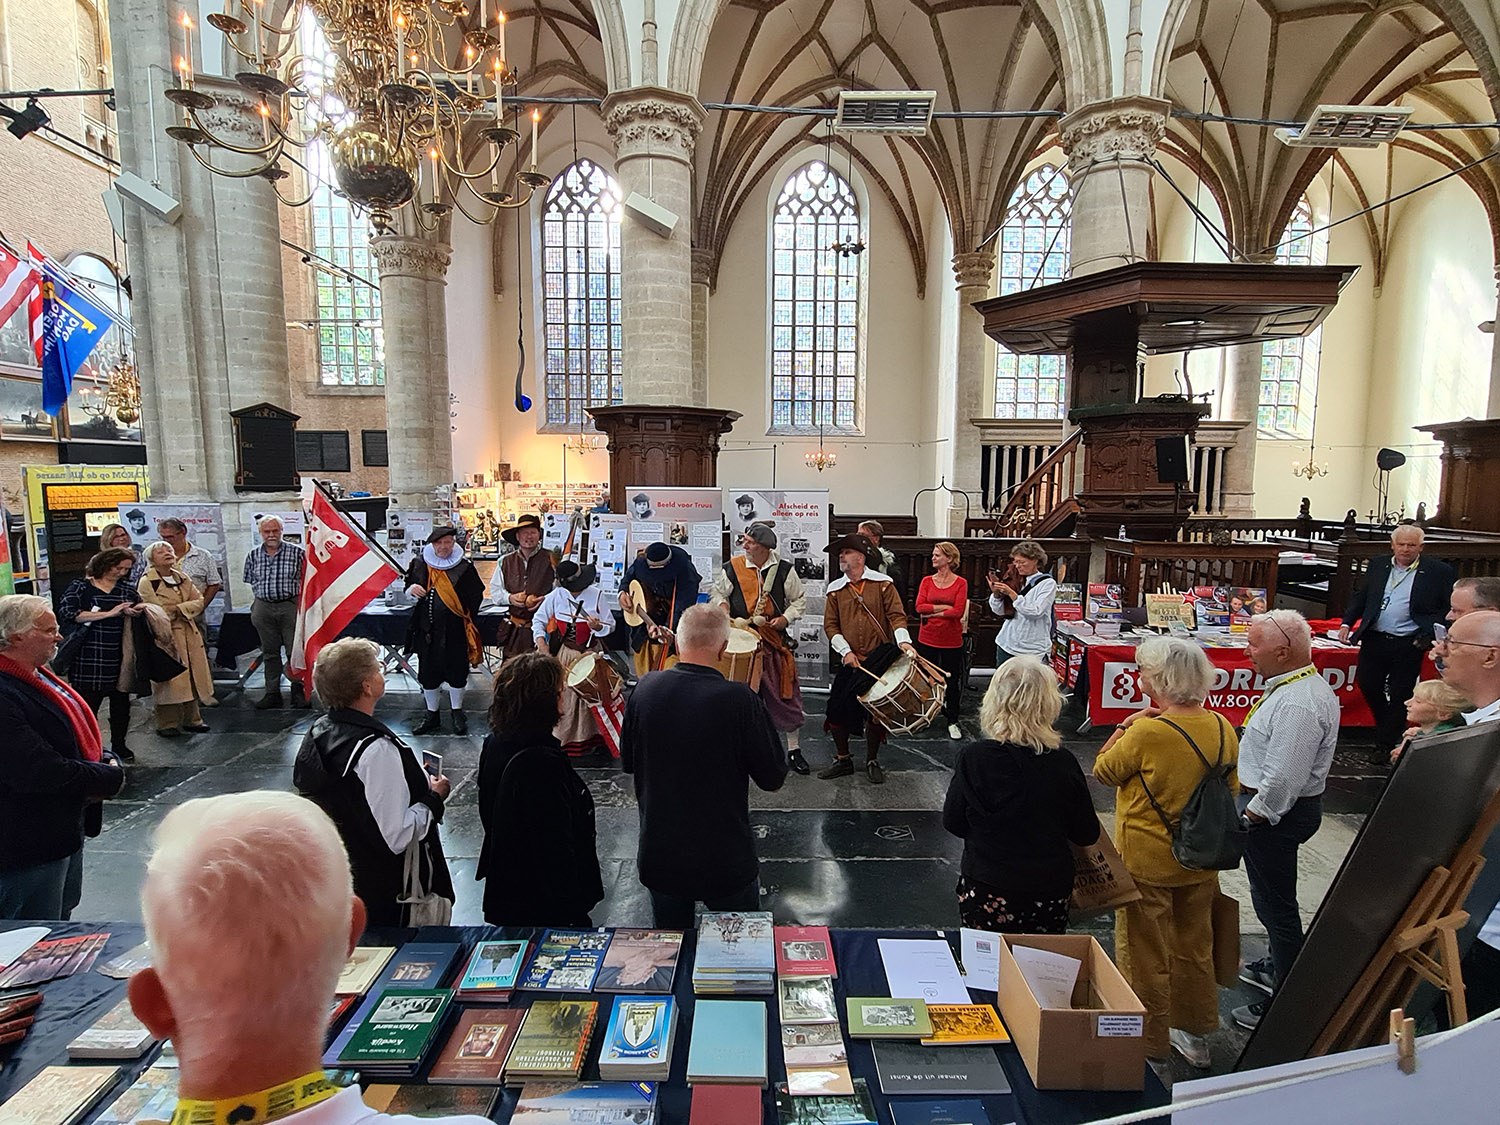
[950, 251, 996, 535]
[690, 247, 713, 406]
[372, 236, 454, 513]
[602, 88, 704, 405]
[1059, 96, 1170, 278]
[1489, 273, 1500, 418]
[1218, 252, 1278, 516]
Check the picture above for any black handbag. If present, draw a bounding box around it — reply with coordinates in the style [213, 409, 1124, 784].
[52, 624, 92, 679]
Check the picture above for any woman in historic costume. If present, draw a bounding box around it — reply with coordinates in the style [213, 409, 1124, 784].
[138, 542, 216, 738]
[489, 513, 555, 659]
[405, 527, 485, 735]
[532, 560, 616, 754]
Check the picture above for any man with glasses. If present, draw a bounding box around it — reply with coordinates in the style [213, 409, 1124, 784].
[1337, 524, 1455, 761]
[1232, 609, 1340, 1031]
[1431, 577, 1500, 672]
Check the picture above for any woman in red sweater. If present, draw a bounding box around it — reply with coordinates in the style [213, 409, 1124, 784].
[916, 541, 969, 739]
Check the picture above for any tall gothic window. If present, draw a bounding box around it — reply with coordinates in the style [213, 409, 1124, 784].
[993, 164, 1071, 418]
[770, 160, 862, 433]
[1259, 196, 1327, 438]
[541, 158, 623, 428]
[303, 15, 383, 386]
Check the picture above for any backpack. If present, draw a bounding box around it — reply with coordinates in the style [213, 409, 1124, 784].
[1136, 715, 1244, 871]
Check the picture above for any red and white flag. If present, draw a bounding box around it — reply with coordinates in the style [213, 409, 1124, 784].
[0, 242, 39, 327]
[290, 481, 400, 690]
[588, 696, 625, 758]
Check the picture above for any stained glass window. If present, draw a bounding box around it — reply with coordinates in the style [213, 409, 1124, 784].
[770, 161, 862, 433]
[541, 158, 623, 428]
[994, 164, 1071, 418]
[1259, 196, 1327, 439]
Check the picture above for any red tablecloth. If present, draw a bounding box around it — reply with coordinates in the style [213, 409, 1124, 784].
[1054, 635, 1414, 727]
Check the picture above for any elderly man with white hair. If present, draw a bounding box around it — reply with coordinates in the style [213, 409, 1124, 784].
[1231, 608, 1340, 1032]
[129, 791, 490, 1125]
[0, 594, 125, 919]
[243, 515, 308, 710]
[620, 603, 788, 928]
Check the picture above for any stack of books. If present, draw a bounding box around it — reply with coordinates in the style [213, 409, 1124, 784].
[426, 1008, 526, 1085]
[693, 912, 775, 995]
[454, 938, 530, 1002]
[66, 998, 158, 1060]
[0, 1065, 121, 1125]
[595, 929, 683, 992]
[519, 930, 613, 992]
[503, 999, 600, 1083]
[686, 999, 768, 1087]
[334, 988, 454, 1080]
[773, 1079, 879, 1125]
[777, 974, 850, 1095]
[513, 1081, 660, 1123]
[0, 990, 42, 1051]
[598, 994, 678, 1081]
[334, 946, 396, 997]
[322, 941, 465, 1067]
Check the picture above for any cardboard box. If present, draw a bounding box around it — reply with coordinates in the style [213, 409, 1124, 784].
[996, 934, 1147, 1091]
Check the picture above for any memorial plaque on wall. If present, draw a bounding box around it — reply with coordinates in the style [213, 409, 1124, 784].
[231, 402, 301, 492]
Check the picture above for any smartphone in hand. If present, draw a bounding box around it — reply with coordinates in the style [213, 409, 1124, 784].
[421, 750, 443, 779]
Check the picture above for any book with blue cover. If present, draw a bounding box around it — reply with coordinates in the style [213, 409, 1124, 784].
[321, 941, 464, 1067]
[889, 1099, 993, 1125]
[455, 939, 529, 1000]
[599, 995, 677, 1081]
[686, 999, 768, 1087]
[519, 929, 612, 992]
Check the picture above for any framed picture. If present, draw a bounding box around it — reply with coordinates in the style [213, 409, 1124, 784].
[0, 376, 59, 442]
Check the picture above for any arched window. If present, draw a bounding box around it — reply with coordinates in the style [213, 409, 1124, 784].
[303, 16, 383, 386]
[770, 160, 862, 433]
[540, 158, 623, 428]
[1259, 195, 1328, 438]
[993, 163, 1071, 418]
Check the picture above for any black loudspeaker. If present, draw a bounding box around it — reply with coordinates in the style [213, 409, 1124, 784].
[1155, 435, 1190, 484]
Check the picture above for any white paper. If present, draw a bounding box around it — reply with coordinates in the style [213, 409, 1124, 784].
[877, 938, 971, 1004]
[959, 927, 1001, 991]
[0, 926, 48, 969]
[1010, 945, 1081, 1010]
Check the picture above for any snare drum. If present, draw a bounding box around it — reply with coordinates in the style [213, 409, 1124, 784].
[566, 651, 623, 707]
[858, 654, 946, 735]
[716, 627, 763, 692]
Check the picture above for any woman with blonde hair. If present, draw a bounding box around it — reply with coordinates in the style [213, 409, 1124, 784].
[1093, 636, 1238, 1069]
[97, 522, 146, 582]
[138, 541, 215, 737]
[942, 657, 1100, 934]
[1392, 679, 1472, 763]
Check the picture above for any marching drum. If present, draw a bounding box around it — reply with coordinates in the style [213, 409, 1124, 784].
[716, 626, 764, 692]
[565, 651, 623, 707]
[858, 654, 946, 735]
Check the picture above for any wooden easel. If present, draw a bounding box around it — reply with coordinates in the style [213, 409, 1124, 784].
[1311, 789, 1500, 1054]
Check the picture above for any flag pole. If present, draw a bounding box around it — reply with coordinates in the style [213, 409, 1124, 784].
[309, 477, 406, 575]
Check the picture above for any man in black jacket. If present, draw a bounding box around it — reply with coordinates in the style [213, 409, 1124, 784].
[621, 604, 788, 928]
[1339, 524, 1456, 756]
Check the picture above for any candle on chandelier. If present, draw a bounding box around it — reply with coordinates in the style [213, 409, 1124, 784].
[258, 100, 270, 142]
[177, 54, 193, 90]
[480, 0, 487, 26]
[465, 44, 476, 93]
[429, 146, 439, 205]
[530, 107, 539, 168]
[492, 58, 503, 121]
[497, 11, 505, 61]
[251, 0, 264, 66]
[179, 12, 194, 84]
[395, 13, 406, 77]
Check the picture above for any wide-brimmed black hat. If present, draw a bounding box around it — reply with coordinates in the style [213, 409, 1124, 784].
[427, 526, 459, 544]
[502, 514, 543, 545]
[825, 532, 875, 557]
[555, 560, 598, 593]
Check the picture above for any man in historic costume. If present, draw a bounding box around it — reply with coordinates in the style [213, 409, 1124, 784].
[820, 532, 916, 786]
[490, 513, 554, 659]
[619, 542, 702, 676]
[404, 528, 484, 735]
[710, 522, 811, 775]
[532, 560, 618, 754]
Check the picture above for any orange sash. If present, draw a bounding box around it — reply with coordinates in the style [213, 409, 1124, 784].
[732, 556, 797, 699]
[431, 566, 483, 665]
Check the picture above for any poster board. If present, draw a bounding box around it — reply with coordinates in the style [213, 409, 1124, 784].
[626, 487, 722, 595]
[116, 503, 233, 627]
[723, 488, 831, 688]
[587, 513, 630, 596]
[1238, 721, 1500, 1070]
[0, 498, 12, 595]
[23, 464, 150, 597]
[244, 507, 306, 545]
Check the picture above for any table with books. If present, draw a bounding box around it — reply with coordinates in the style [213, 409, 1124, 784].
[0, 920, 1169, 1125]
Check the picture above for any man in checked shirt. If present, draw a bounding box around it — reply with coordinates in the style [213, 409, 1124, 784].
[1231, 609, 1339, 1031]
[243, 516, 308, 709]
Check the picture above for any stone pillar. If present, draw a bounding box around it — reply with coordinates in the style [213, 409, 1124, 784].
[1059, 96, 1170, 278]
[1489, 273, 1500, 418]
[602, 88, 704, 405]
[951, 251, 996, 535]
[372, 236, 454, 513]
[1220, 343, 1262, 516]
[690, 247, 713, 406]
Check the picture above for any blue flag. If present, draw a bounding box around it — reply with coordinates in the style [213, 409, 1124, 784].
[38, 267, 114, 417]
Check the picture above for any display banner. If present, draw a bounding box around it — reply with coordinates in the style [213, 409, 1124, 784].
[587, 513, 630, 595]
[626, 487, 722, 595]
[117, 502, 233, 626]
[723, 489, 831, 688]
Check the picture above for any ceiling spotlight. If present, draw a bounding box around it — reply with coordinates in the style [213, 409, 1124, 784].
[1, 97, 51, 140]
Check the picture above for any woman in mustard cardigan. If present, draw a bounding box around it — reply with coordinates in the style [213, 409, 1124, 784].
[138, 542, 216, 737]
[1092, 637, 1238, 1071]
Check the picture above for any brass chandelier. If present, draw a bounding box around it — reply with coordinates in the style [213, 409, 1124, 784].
[164, 0, 550, 233]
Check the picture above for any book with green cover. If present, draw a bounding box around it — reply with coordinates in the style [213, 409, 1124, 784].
[337, 988, 452, 1067]
[845, 997, 933, 1038]
[503, 998, 600, 1080]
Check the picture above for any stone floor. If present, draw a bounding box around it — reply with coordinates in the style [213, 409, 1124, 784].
[77, 665, 1394, 1080]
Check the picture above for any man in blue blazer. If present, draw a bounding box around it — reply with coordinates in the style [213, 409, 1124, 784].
[1338, 524, 1456, 757]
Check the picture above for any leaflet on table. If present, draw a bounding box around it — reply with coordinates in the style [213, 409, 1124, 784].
[958, 928, 1000, 992]
[877, 939, 971, 1005]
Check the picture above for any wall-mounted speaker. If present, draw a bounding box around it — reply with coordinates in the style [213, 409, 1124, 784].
[1156, 435, 1191, 485]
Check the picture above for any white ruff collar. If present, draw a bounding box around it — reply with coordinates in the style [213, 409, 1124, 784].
[423, 543, 466, 571]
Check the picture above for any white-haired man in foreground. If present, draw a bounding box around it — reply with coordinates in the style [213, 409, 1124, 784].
[129, 791, 490, 1125]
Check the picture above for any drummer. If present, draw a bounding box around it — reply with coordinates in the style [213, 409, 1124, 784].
[491, 513, 556, 659]
[619, 542, 702, 676]
[821, 533, 916, 785]
[532, 560, 616, 754]
[710, 522, 810, 775]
